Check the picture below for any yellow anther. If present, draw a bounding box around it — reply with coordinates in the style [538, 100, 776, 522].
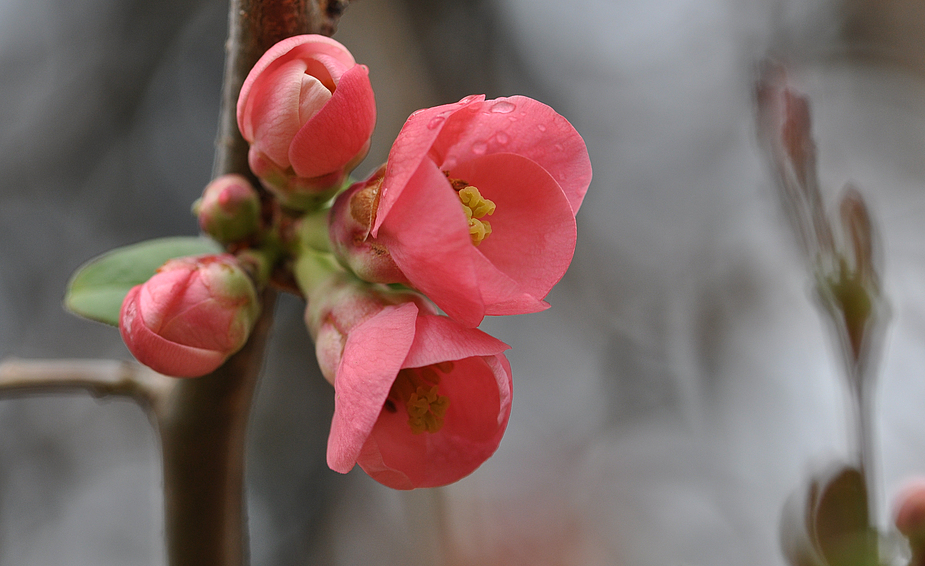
[456, 185, 496, 246]
[387, 364, 455, 434]
[468, 218, 492, 245]
[407, 386, 450, 434]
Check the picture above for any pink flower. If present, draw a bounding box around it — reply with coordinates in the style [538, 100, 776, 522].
[119, 254, 260, 378]
[236, 34, 376, 208]
[329, 95, 591, 327]
[304, 279, 512, 489]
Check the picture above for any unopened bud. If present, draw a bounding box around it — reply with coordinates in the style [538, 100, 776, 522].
[195, 174, 261, 244]
[119, 254, 260, 378]
[328, 166, 408, 284]
[839, 185, 877, 284]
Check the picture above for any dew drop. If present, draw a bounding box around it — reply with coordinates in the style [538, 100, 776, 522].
[471, 141, 488, 155]
[494, 131, 510, 144]
[490, 100, 516, 114]
[459, 94, 481, 104]
[537, 124, 547, 132]
[554, 143, 564, 151]
[428, 116, 445, 130]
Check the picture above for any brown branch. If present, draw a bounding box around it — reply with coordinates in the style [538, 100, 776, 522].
[158, 290, 276, 566]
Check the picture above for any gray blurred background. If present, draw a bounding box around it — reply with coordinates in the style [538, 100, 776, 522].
[4, 0, 925, 564]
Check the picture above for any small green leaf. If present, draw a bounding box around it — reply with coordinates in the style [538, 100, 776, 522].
[64, 236, 223, 326]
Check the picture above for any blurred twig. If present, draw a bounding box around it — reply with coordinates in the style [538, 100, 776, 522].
[0, 358, 175, 414]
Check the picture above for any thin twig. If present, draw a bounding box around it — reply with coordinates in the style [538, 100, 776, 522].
[0, 358, 175, 413]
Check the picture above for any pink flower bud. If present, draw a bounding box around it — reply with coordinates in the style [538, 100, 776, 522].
[327, 166, 408, 284]
[329, 95, 592, 327]
[194, 174, 261, 244]
[236, 35, 376, 208]
[303, 276, 512, 489]
[119, 254, 260, 378]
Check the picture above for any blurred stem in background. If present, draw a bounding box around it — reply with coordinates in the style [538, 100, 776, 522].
[757, 64, 890, 566]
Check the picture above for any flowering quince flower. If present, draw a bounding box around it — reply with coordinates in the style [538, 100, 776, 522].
[236, 34, 376, 209]
[119, 254, 260, 378]
[328, 94, 592, 327]
[302, 271, 512, 489]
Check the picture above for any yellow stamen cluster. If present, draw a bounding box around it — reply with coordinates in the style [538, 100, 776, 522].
[388, 362, 454, 434]
[407, 386, 450, 434]
[445, 173, 497, 246]
[457, 186, 496, 246]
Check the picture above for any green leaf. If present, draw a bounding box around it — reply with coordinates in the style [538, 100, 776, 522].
[64, 236, 223, 326]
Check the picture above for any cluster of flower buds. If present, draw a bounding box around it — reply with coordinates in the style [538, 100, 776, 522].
[115, 34, 591, 489]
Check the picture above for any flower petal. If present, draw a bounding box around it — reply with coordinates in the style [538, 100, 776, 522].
[436, 96, 592, 213]
[377, 159, 485, 327]
[358, 354, 512, 489]
[289, 64, 377, 179]
[240, 58, 310, 168]
[451, 152, 577, 310]
[326, 302, 419, 473]
[403, 313, 509, 369]
[119, 286, 228, 378]
[373, 96, 486, 234]
[237, 35, 355, 134]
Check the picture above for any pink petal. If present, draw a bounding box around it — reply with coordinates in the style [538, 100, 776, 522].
[241, 58, 311, 168]
[436, 96, 592, 214]
[297, 74, 333, 126]
[119, 286, 228, 378]
[468, 252, 549, 317]
[403, 313, 509, 369]
[326, 302, 419, 473]
[451, 152, 577, 309]
[237, 35, 355, 133]
[373, 96, 486, 234]
[289, 64, 377, 179]
[377, 159, 485, 327]
[358, 354, 513, 489]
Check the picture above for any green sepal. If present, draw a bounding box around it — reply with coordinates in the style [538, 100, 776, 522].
[64, 236, 223, 326]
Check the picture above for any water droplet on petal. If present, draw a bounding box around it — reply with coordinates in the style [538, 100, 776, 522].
[554, 143, 564, 151]
[494, 131, 510, 144]
[459, 94, 481, 104]
[537, 124, 547, 132]
[428, 116, 445, 130]
[471, 141, 488, 155]
[490, 100, 516, 114]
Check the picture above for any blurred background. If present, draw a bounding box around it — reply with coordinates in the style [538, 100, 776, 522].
[4, 0, 925, 564]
